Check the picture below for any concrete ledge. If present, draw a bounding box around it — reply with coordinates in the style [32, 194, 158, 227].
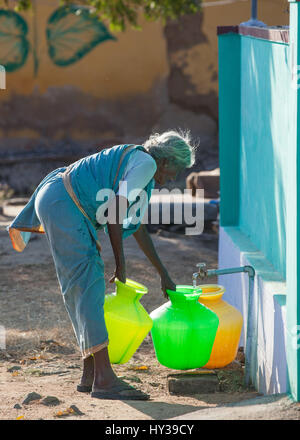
[217, 25, 289, 44]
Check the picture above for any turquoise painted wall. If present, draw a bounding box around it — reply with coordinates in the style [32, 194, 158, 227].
[239, 37, 290, 279]
[286, 0, 300, 403]
[218, 34, 241, 228]
[218, 13, 300, 400]
[218, 33, 290, 279]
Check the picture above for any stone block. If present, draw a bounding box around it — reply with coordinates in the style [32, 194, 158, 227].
[186, 169, 220, 199]
[167, 371, 219, 395]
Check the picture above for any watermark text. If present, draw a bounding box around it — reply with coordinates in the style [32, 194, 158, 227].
[95, 184, 205, 236]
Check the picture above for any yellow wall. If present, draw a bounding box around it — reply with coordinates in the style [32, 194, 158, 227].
[188, 0, 288, 99]
[0, 0, 289, 144]
[166, 0, 289, 117]
[2, 1, 289, 100]
[2, 0, 169, 99]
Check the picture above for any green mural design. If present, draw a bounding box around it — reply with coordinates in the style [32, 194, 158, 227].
[0, 5, 116, 74]
[47, 5, 116, 67]
[0, 9, 29, 72]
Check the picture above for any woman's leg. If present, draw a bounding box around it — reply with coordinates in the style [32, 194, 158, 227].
[93, 348, 120, 390]
[91, 348, 149, 399]
[79, 355, 94, 388]
[80, 348, 119, 389]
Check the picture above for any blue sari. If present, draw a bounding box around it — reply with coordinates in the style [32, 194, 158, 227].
[7, 144, 155, 358]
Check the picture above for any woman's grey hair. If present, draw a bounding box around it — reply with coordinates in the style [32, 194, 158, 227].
[143, 130, 196, 170]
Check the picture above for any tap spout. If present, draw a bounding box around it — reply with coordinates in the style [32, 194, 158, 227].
[196, 263, 208, 280]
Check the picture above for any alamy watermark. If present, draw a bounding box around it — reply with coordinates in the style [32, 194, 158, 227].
[95, 184, 205, 236]
[0, 65, 5, 90]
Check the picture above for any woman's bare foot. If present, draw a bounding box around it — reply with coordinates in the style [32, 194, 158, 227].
[92, 348, 121, 392]
[91, 348, 149, 400]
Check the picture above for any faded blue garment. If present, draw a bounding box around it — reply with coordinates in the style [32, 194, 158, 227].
[69, 144, 155, 241]
[7, 144, 156, 358]
[34, 176, 108, 357]
[7, 144, 154, 251]
[7, 166, 66, 252]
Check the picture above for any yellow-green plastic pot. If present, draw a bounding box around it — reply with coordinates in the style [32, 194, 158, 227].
[104, 278, 153, 364]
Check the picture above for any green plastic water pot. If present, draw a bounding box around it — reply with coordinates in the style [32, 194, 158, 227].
[150, 285, 219, 370]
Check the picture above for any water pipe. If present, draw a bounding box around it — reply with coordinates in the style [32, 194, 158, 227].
[240, 0, 266, 28]
[193, 262, 255, 387]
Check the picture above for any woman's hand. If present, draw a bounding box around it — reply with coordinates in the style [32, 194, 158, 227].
[160, 271, 176, 299]
[133, 225, 176, 298]
[109, 265, 126, 284]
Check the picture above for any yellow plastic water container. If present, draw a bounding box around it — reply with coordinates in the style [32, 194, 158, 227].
[104, 278, 153, 364]
[198, 284, 243, 368]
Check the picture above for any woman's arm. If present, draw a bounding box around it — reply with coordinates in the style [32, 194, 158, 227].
[133, 224, 176, 297]
[107, 195, 128, 284]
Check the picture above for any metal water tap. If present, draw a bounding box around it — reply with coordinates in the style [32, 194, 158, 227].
[192, 263, 208, 287]
[193, 261, 255, 283]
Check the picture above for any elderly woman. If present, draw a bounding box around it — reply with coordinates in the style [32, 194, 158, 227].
[8, 130, 195, 401]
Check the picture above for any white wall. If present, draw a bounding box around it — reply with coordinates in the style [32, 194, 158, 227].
[219, 226, 287, 394]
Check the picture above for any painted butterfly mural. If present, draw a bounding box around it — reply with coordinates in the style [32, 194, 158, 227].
[0, 4, 116, 74]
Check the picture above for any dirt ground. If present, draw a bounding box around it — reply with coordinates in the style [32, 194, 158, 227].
[0, 202, 299, 420]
